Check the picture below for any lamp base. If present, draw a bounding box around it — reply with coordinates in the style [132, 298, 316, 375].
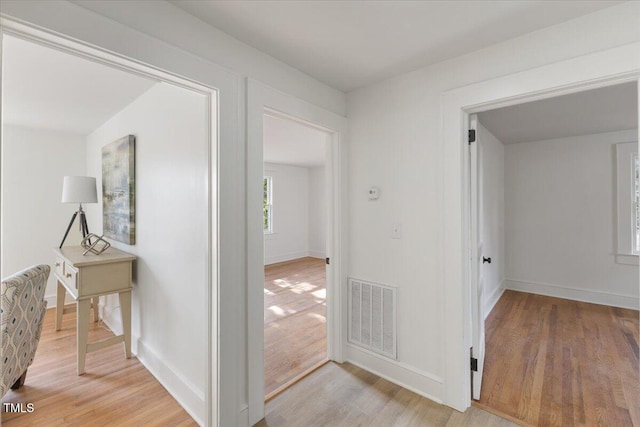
[59, 205, 91, 248]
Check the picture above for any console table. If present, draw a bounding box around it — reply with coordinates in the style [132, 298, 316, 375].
[53, 246, 136, 375]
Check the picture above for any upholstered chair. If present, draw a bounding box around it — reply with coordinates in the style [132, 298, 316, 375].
[1, 265, 50, 397]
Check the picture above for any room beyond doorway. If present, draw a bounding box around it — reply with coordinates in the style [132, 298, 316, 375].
[262, 111, 330, 400]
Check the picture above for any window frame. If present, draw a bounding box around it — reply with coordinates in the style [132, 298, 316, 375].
[263, 176, 273, 234]
[615, 141, 639, 265]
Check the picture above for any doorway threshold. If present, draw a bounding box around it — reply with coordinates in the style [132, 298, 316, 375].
[265, 358, 329, 402]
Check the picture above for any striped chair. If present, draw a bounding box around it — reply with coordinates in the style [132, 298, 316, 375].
[1, 265, 50, 397]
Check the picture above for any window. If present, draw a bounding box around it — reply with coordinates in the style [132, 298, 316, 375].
[263, 176, 273, 234]
[615, 142, 639, 264]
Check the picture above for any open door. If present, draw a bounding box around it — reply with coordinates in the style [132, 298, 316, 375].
[469, 114, 486, 400]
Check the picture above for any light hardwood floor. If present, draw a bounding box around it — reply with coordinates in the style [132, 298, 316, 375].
[264, 257, 327, 398]
[1, 307, 197, 426]
[480, 290, 640, 427]
[256, 361, 517, 427]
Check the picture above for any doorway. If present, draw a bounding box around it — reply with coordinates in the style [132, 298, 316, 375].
[0, 25, 220, 426]
[467, 81, 639, 425]
[262, 112, 331, 399]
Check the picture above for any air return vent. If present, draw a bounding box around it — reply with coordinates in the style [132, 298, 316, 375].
[348, 278, 397, 359]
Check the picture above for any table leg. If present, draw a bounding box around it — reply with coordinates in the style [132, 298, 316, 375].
[77, 299, 90, 375]
[56, 281, 65, 331]
[92, 297, 99, 322]
[119, 290, 132, 358]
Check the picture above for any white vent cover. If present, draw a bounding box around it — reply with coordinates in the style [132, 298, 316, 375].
[348, 278, 397, 359]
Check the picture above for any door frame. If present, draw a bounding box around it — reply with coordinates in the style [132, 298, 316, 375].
[441, 43, 640, 412]
[246, 78, 348, 425]
[0, 17, 229, 426]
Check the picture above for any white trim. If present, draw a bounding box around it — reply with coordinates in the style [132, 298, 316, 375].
[247, 79, 347, 426]
[308, 250, 325, 259]
[616, 253, 639, 265]
[0, 16, 235, 427]
[615, 141, 639, 257]
[346, 345, 443, 403]
[504, 279, 639, 310]
[44, 292, 74, 308]
[264, 251, 311, 265]
[442, 42, 640, 412]
[237, 405, 249, 427]
[135, 339, 206, 426]
[483, 281, 505, 320]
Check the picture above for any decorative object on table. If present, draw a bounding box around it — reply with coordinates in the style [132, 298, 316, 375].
[102, 135, 136, 245]
[80, 233, 111, 255]
[59, 176, 98, 248]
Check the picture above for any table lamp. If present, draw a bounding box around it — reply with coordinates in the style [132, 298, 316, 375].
[59, 176, 98, 248]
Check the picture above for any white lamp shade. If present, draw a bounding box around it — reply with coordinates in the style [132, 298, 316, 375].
[61, 176, 98, 204]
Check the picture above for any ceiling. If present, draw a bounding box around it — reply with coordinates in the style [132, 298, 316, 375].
[478, 82, 638, 145]
[2, 35, 158, 135]
[170, 0, 621, 92]
[264, 114, 327, 167]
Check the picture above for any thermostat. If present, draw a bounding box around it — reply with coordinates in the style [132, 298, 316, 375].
[368, 187, 380, 201]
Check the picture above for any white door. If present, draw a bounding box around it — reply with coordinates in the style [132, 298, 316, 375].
[469, 114, 486, 400]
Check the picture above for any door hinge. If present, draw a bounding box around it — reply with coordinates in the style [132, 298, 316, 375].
[470, 357, 478, 372]
[326, 257, 330, 265]
[468, 129, 476, 144]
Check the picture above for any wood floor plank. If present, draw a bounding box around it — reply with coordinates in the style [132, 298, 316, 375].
[1, 307, 196, 426]
[264, 257, 327, 397]
[480, 290, 640, 427]
[256, 361, 517, 426]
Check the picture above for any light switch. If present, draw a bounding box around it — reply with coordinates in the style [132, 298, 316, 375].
[391, 223, 402, 239]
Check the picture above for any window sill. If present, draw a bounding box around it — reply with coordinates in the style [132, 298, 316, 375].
[615, 254, 639, 266]
[264, 232, 277, 240]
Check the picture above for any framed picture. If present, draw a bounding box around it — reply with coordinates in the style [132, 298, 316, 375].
[102, 135, 135, 245]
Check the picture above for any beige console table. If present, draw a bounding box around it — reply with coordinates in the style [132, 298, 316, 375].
[53, 246, 136, 375]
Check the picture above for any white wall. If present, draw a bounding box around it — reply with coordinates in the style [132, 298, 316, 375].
[504, 129, 639, 309]
[346, 1, 640, 404]
[263, 163, 309, 264]
[308, 166, 326, 258]
[263, 163, 326, 264]
[478, 124, 505, 317]
[1, 125, 85, 305]
[85, 82, 208, 422]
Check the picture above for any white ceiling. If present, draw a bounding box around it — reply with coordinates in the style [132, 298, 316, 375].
[478, 82, 638, 145]
[2, 35, 158, 135]
[170, 0, 621, 92]
[264, 114, 327, 167]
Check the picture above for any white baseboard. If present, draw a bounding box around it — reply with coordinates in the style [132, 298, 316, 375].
[264, 250, 309, 265]
[308, 250, 325, 259]
[484, 281, 505, 319]
[504, 279, 639, 310]
[346, 344, 443, 404]
[237, 404, 249, 427]
[100, 303, 205, 426]
[44, 293, 75, 308]
[135, 340, 205, 426]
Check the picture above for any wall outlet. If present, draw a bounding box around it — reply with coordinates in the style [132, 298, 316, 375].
[391, 223, 402, 239]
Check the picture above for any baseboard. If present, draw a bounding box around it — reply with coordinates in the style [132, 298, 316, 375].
[504, 279, 639, 310]
[484, 281, 505, 319]
[237, 404, 249, 427]
[308, 250, 325, 259]
[44, 293, 75, 308]
[100, 301, 123, 336]
[100, 302, 205, 425]
[264, 250, 309, 265]
[135, 339, 205, 426]
[346, 344, 443, 404]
